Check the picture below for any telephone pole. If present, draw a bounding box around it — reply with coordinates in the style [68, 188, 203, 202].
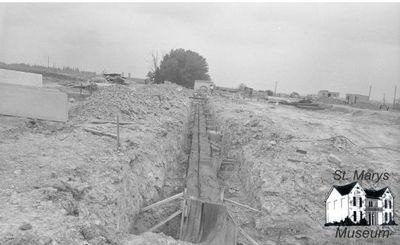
[47, 56, 50, 68]
[368, 85, 372, 99]
[274, 81, 278, 96]
[393, 85, 397, 109]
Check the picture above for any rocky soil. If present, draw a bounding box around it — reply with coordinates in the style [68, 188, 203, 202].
[0, 83, 192, 245]
[211, 96, 400, 245]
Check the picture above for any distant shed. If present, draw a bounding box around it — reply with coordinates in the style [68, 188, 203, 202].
[346, 94, 369, 104]
[318, 90, 340, 98]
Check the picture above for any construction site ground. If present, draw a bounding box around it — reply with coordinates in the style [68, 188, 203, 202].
[0, 80, 192, 245]
[0, 78, 399, 245]
[212, 96, 400, 245]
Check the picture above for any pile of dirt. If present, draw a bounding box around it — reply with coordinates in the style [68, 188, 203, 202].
[70, 84, 191, 122]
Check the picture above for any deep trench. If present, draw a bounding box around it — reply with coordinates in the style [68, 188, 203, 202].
[129, 103, 193, 239]
[129, 97, 259, 241]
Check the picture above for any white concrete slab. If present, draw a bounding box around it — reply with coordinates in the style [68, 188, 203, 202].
[0, 68, 43, 87]
[0, 84, 68, 122]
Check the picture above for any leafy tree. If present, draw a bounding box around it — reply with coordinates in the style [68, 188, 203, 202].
[153, 49, 210, 88]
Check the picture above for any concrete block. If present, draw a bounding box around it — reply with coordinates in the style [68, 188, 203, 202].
[0, 68, 43, 87]
[0, 84, 68, 122]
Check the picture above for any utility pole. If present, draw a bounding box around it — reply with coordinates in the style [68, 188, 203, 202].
[47, 56, 50, 68]
[393, 85, 397, 109]
[274, 81, 278, 96]
[368, 85, 372, 99]
[383, 93, 386, 104]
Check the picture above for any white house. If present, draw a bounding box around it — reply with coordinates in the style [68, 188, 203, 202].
[365, 187, 394, 225]
[326, 182, 395, 225]
[326, 182, 366, 224]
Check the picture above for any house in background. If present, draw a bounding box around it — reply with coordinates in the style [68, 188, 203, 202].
[346, 93, 369, 104]
[318, 90, 340, 98]
[326, 182, 395, 225]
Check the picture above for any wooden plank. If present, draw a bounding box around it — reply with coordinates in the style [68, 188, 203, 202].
[148, 210, 182, 232]
[0, 83, 67, 122]
[226, 209, 260, 245]
[237, 226, 261, 245]
[90, 119, 136, 125]
[224, 198, 262, 213]
[141, 192, 183, 212]
[179, 189, 187, 239]
[83, 127, 117, 139]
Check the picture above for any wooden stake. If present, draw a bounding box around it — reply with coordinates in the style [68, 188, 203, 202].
[116, 115, 120, 149]
[141, 192, 183, 212]
[147, 210, 182, 233]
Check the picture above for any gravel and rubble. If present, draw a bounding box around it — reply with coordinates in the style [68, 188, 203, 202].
[0, 83, 192, 244]
[211, 96, 400, 245]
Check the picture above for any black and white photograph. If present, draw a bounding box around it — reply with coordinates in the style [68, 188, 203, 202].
[0, 1, 399, 245]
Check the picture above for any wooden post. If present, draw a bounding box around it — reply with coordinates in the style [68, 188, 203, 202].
[179, 188, 187, 239]
[116, 115, 120, 149]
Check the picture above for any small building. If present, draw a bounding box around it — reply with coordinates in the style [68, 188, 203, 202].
[346, 94, 369, 104]
[276, 93, 290, 98]
[318, 90, 340, 98]
[194, 80, 214, 93]
[326, 182, 395, 225]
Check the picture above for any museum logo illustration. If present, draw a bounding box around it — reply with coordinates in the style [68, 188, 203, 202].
[325, 181, 397, 227]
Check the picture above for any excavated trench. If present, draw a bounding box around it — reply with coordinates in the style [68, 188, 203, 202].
[123, 94, 259, 244]
[127, 110, 192, 239]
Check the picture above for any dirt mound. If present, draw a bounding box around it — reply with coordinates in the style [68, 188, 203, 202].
[70, 84, 191, 121]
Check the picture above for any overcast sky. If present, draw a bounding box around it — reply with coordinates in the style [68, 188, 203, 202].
[0, 3, 399, 101]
